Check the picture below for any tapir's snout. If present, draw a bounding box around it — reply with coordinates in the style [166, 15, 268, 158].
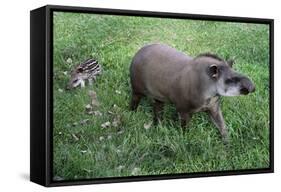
[240, 77, 255, 95]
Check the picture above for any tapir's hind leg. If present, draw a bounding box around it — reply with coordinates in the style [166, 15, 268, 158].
[178, 111, 192, 129]
[130, 92, 143, 111]
[153, 99, 164, 125]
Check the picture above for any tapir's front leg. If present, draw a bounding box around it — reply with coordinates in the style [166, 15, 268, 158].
[80, 80, 85, 88]
[207, 102, 229, 143]
[153, 99, 164, 125]
[88, 78, 93, 86]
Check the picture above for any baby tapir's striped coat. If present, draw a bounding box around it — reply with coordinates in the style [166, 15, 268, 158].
[67, 58, 102, 89]
[130, 43, 255, 142]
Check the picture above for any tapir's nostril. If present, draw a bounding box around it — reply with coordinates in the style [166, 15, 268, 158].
[241, 77, 255, 94]
[240, 87, 249, 95]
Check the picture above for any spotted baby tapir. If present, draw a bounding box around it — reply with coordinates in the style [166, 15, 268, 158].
[67, 58, 102, 90]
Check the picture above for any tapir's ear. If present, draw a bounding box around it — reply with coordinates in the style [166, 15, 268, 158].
[209, 64, 219, 79]
[227, 59, 235, 67]
[76, 67, 83, 73]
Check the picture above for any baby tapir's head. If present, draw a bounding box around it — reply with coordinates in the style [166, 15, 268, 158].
[199, 53, 255, 96]
[66, 58, 101, 90]
[67, 71, 86, 90]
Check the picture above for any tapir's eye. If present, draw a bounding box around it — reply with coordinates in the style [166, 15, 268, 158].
[73, 79, 79, 84]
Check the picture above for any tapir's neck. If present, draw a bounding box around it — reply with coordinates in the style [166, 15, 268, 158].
[203, 84, 218, 100]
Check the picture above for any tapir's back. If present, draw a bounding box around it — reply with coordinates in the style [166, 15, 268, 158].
[130, 43, 193, 101]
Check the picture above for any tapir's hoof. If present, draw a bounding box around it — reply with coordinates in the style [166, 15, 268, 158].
[222, 134, 230, 145]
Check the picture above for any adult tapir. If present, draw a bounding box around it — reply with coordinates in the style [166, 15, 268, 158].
[129, 43, 255, 142]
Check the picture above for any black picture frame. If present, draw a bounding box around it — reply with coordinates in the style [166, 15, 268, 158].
[30, 4, 274, 187]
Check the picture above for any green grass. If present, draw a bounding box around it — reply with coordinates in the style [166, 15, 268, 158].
[53, 12, 270, 180]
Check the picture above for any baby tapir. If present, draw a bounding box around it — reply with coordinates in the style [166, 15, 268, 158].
[129, 43, 255, 142]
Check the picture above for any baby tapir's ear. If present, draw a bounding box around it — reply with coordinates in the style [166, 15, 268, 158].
[209, 64, 219, 79]
[76, 67, 83, 73]
[227, 59, 235, 67]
